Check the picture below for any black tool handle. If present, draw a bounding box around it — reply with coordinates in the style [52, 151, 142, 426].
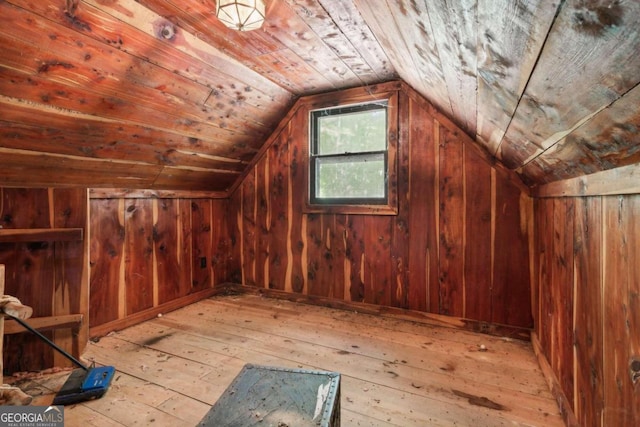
[6, 314, 88, 372]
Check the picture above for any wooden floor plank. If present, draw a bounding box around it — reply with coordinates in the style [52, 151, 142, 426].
[172, 297, 549, 389]
[5, 295, 563, 426]
[143, 318, 558, 424]
[96, 327, 548, 426]
[150, 312, 550, 398]
[207, 296, 536, 356]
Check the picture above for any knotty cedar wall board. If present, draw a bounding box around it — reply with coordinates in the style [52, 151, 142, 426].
[534, 195, 640, 426]
[228, 84, 534, 329]
[0, 187, 89, 374]
[88, 197, 232, 337]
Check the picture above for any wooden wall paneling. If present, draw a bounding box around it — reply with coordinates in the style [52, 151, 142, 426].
[0, 245, 16, 374]
[52, 188, 88, 366]
[191, 200, 213, 291]
[255, 155, 270, 289]
[573, 196, 604, 425]
[536, 198, 554, 353]
[334, 215, 350, 302]
[153, 199, 183, 304]
[533, 163, 640, 199]
[232, 188, 244, 285]
[242, 170, 257, 287]
[430, 119, 442, 313]
[123, 199, 154, 315]
[226, 191, 242, 283]
[268, 135, 289, 292]
[384, 71, 399, 218]
[288, 112, 306, 294]
[323, 215, 342, 300]
[462, 145, 492, 322]
[211, 200, 230, 285]
[438, 124, 464, 317]
[89, 199, 124, 327]
[305, 213, 331, 298]
[3, 238, 55, 372]
[332, 215, 348, 301]
[1, 188, 55, 372]
[492, 171, 532, 327]
[406, 99, 436, 312]
[225, 85, 534, 330]
[603, 195, 640, 425]
[551, 198, 575, 405]
[0, 188, 51, 229]
[0, 264, 3, 375]
[390, 210, 409, 309]
[178, 199, 194, 296]
[628, 196, 640, 424]
[6, 239, 56, 372]
[390, 91, 410, 309]
[363, 215, 392, 307]
[345, 215, 365, 303]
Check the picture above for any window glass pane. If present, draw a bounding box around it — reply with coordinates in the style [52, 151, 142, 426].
[316, 108, 386, 155]
[316, 154, 385, 199]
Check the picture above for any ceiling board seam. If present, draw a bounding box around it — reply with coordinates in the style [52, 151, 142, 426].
[0, 94, 251, 147]
[517, 79, 640, 171]
[0, 146, 155, 167]
[265, 1, 357, 91]
[419, 0, 455, 118]
[82, 0, 293, 104]
[312, 0, 380, 85]
[492, 0, 566, 158]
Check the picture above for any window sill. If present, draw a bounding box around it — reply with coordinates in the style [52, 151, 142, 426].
[303, 202, 398, 216]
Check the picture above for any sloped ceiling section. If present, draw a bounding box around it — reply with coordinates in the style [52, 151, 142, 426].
[0, 0, 638, 192]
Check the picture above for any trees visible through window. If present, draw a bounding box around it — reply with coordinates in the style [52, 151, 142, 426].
[310, 102, 388, 205]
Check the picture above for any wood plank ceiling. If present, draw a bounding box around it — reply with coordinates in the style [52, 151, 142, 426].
[1, 0, 638, 192]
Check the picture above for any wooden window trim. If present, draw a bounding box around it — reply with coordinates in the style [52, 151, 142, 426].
[302, 90, 399, 215]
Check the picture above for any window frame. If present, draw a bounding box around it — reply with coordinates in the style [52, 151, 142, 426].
[303, 90, 398, 215]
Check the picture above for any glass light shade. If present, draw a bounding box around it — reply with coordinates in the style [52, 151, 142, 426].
[216, 0, 266, 31]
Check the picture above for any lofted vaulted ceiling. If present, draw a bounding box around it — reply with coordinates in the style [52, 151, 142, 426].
[1, 0, 639, 192]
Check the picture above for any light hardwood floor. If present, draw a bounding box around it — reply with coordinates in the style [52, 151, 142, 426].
[11, 295, 564, 426]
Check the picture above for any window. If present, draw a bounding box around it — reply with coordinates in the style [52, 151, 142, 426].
[307, 96, 397, 215]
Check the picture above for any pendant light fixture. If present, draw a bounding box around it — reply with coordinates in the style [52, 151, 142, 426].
[216, 0, 266, 31]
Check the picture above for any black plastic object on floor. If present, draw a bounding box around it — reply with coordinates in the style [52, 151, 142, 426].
[7, 314, 115, 405]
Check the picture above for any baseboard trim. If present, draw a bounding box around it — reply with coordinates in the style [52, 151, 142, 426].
[221, 283, 531, 341]
[531, 332, 579, 426]
[89, 287, 227, 338]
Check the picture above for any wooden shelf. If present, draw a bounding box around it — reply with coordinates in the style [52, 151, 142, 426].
[0, 228, 83, 243]
[4, 314, 83, 335]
